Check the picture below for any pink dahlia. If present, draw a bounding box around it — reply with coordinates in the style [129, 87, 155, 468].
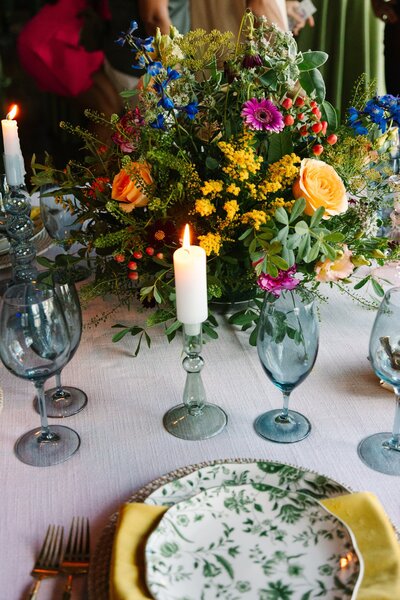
[241, 98, 284, 132]
[257, 266, 300, 297]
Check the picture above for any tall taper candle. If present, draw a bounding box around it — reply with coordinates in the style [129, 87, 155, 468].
[1, 104, 25, 187]
[173, 224, 208, 335]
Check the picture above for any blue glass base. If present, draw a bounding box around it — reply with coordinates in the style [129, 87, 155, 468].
[33, 386, 88, 418]
[357, 432, 400, 476]
[254, 409, 311, 443]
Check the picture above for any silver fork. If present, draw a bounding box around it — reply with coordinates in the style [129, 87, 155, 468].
[61, 517, 90, 599]
[27, 524, 64, 600]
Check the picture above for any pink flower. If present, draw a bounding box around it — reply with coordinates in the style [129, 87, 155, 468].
[241, 98, 284, 132]
[257, 266, 300, 296]
[112, 108, 144, 153]
[315, 245, 354, 282]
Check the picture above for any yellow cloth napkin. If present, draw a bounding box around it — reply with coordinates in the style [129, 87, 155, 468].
[322, 492, 400, 600]
[110, 503, 168, 600]
[110, 493, 400, 600]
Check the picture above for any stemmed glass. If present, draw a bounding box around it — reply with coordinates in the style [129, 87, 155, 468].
[0, 283, 80, 466]
[40, 185, 89, 281]
[33, 280, 88, 417]
[358, 287, 400, 475]
[255, 290, 319, 443]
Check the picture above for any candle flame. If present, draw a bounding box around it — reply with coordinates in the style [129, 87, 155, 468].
[6, 104, 18, 120]
[182, 224, 191, 249]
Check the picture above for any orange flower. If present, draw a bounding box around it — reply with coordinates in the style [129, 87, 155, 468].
[111, 162, 152, 212]
[315, 245, 354, 282]
[292, 158, 347, 218]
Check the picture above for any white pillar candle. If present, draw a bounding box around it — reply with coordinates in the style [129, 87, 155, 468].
[173, 224, 208, 334]
[1, 104, 25, 186]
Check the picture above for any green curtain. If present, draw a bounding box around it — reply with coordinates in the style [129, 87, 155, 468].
[297, 0, 385, 119]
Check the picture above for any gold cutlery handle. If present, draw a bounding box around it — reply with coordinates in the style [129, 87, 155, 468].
[27, 579, 42, 600]
[62, 574, 73, 600]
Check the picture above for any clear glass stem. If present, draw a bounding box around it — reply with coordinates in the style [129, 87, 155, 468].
[278, 391, 291, 423]
[52, 370, 70, 401]
[182, 325, 206, 416]
[385, 389, 400, 450]
[35, 381, 59, 443]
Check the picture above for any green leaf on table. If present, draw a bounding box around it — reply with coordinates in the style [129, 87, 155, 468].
[354, 275, 370, 290]
[164, 320, 181, 336]
[371, 278, 385, 297]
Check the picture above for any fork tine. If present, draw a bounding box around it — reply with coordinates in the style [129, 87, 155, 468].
[61, 518, 90, 600]
[28, 525, 63, 600]
[84, 517, 90, 561]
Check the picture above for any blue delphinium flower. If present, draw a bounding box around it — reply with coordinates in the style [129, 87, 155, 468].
[364, 99, 387, 132]
[158, 96, 175, 110]
[182, 101, 199, 120]
[347, 107, 368, 135]
[150, 114, 166, 130]
[147, 61, 163, 76]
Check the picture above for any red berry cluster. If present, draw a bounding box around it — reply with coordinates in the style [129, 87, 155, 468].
[113, 247, 164, 281]
[280, 96, 338, 156]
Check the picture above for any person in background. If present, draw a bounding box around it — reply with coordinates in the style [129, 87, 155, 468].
[17, 0, 121, 142]
[191, 0, 313, 37]
[103, 0, 189, 100]
[371, 0, 400, 95]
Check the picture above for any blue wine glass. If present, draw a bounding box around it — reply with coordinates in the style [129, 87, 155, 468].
[358, 287, 400, 475]
[0, 283, 80, 466]
[255, 290, 319, 443]
[33, 280, 88, 417]
[40, 184, 89, 282]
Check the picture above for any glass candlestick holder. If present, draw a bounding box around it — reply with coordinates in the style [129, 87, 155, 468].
[4, 184, 38, 283]
[163, 324, 227, 440]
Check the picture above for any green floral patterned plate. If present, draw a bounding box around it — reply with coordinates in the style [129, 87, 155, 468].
[145, 484, 363, 600]
[145, 460, 349, 507]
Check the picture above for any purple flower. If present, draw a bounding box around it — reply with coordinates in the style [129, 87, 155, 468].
[257, 266, 300, 297]
[242, 53, 263, 69]
[241, 98, 284, 133]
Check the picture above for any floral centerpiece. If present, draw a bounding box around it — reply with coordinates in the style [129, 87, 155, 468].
[32, 12, 398, 350]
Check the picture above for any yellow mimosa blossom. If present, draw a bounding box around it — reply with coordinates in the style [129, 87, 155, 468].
[223, 200, 239, 221]
[198, 232, 222, 256]
[226, 183, 241, 196]
[242, 210, 268, 230]
[201, 180, 224, 197]
[195, 198, 216, 216]
[219, 140, 262, 182]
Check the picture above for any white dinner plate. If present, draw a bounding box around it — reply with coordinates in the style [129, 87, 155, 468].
[145, 460, 349, 507]
[145, 484, 363, 600]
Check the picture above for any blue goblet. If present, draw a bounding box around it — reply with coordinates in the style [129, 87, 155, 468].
[0, 283, 80, 466]
[33, 280, 88, 417]
[255, 290, 319, 443]
[358, 287, 400, 475]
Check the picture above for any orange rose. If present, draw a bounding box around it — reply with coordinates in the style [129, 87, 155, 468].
[111, 162, 152, 212]
[293, 158, 347, 218]
[315, 245, 354, 282]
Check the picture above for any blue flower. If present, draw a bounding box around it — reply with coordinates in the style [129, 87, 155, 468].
[347, 107, 368, 135]
[150, 114, 166, 130]
[182, 101, 199, 120]
[115, 21, 139, 46]
[166, 67, 181, 82]
[158, 96, 175, 110]
[147, 61, 163, 76]
[364, 99, 387, 132]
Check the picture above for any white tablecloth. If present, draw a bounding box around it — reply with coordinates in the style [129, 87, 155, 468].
[0, 280, 399, 599]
